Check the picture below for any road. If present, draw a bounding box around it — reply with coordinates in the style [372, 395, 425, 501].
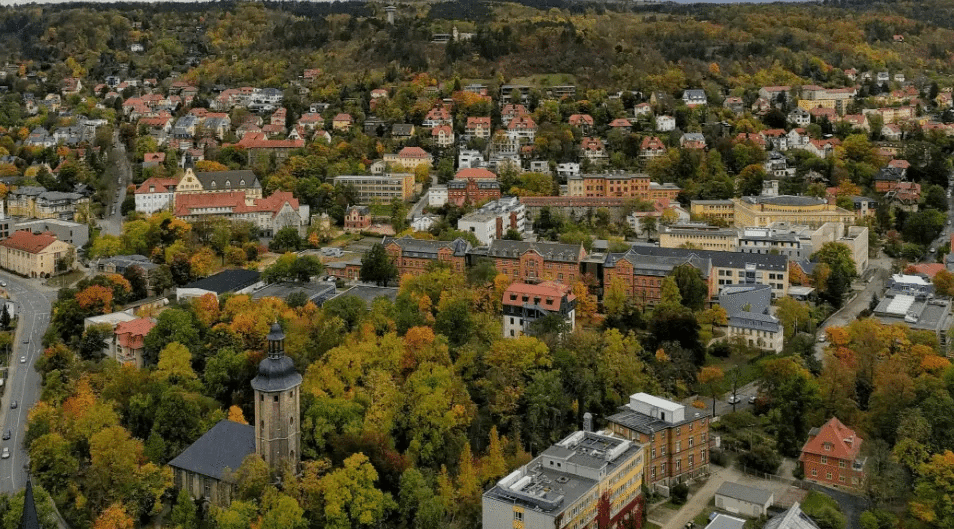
[682, 381, 759, 418]
[0, 274, 56, 494]
[99, 135, 132, 237]
[814, 252, 894, 361]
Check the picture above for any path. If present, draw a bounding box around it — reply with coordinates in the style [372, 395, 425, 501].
[652, 465, 743, 529]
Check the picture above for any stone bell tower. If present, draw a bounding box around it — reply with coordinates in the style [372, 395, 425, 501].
[251, 322, 302, 471]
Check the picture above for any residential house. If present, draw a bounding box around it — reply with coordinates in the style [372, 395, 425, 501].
[135, 176, 179, 214]
[874, 166, 905, 193]
[61, 77, 82, 96]
[656, 115, 676, 132]
[391, 123, 415, 141]
[383, 146, 433, 170]
[723, 97, 745, 114]
[736, 133, 767, 150]
[482, 429, 643, 529]
[568, 113, 594, 134]
[640, 136, 667, 163]
[507, 115, 537, 143]
[789, 108, 811, 126]
[882, 123, 902, 141]
[761, 129, 788, 151]
[680, 133, 707, 150]
[501, 281, 576, 338]
[142, 152, 166, 169]
[422, 106, 452, 127]
[580, 137, 608, 165]
[463, 117, 491, 141]
[759, 86, 790, 105]
[800, 417, 866, 489]
[609, 118, 632, 132]
[114, 317, 156, 368]
[633, 103, 653, 118]
[298, 113, 324, 131]
[764, 503, 822, 529]
[0, 230, 74, 278]
[787, 129, 810, 149]
[840, 114, 869, 132]
[607, 393, 710, 488]
[384, 236, 470, 279]
[432, 125, 455, 148]
[500, 104, 528, 126]
[682, 89, 708, 107]
[343, 205, 371, 232]
[332, 113, 353, 131]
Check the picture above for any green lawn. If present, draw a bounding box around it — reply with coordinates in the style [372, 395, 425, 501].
[645, 522, 662, 529]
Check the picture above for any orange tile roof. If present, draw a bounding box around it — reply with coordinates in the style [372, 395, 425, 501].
[233, 132, 304, 150]
[502, 281, 576, 310]
[136, 176, 179, 194]
[0, 230, 58, 254]
[174, 191, 298, 218]
[801, 417, 862, 462]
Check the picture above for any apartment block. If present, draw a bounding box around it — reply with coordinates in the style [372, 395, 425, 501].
[607, 393, 710, 490]
[482, 429, 644, 529]
[333, 173, 416, 204]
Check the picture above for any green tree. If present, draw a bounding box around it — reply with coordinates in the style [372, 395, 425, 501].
[319, 453, 394, 529]
[142, 309, 200, 366]
[360, 243, 397, 286]
[155, 342, 197, 382]
[903, 209, 945, 247]
[269, 227, 304, 253]
[671, 264, 708, 312]
[923, 184, 949, 212]
[79, 323, 113, 361]
[168, 489, 197, 529]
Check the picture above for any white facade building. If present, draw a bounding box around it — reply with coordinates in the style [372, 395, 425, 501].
[456, 197, 528, 245]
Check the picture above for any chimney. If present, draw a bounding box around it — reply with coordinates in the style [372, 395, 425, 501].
[583, 412, 593, 432]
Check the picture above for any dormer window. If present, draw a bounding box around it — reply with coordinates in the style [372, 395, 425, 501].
[225, 180, 231, 188]
[824, 443, 832, 451]
[210, 181, 216, 188]
[240, 179, 246, 186]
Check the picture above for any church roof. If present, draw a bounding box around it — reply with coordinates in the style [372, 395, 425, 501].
[251, 322, 302, 392]
[21, 480, 40, 529]
[168, 420, 255, 480]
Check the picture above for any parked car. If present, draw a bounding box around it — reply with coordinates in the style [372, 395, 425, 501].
[748, 395, 757, 404]
[727, 395, 741, 404]
[1, 448, 9, 459]
[10, 401, 17, 409]
[2, 430, 10, 440]
[19, 355, 25, 364]
[818, 334, 827, 343]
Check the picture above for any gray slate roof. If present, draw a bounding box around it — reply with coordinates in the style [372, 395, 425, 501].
[622, 245, 788, 271]
[486, 240, 583, 263]
[741, 195, 826, 207]
[729, 310, 781, 332]
[195, 169, 262, 190]
[715, 481, 774, 505]
[168, 420, 255, 480]
[706, 514, 746, 529]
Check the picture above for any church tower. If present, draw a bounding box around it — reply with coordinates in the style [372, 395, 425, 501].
[251, 322, 302, 471]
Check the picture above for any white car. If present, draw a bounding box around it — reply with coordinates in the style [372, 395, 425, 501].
[19, 355, 25, 364]
[727, 395, 741, 404]
[1, 447, 9, 459]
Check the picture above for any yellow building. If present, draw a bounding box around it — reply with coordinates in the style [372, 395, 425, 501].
[7, 186, 90, 221]
[174, 168, 263, 206]
[333, 173, 416, 204]
[660, 224, 739, 251]
[482, 429, 644, 529]
[690, 199, 735, 225]
[0, 230, 75, 278]
[733, 196, 855, 228]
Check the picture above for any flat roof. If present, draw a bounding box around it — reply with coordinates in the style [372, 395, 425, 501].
[632, 392, 682, 412]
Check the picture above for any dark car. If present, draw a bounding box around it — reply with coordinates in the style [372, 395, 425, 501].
[2, 430, 10, 440]
[10, 401, 16, 409]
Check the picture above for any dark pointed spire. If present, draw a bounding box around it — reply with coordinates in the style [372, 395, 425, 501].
[21, 480, 40, 529]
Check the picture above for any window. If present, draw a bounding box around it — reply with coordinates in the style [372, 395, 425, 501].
[676, 460, 681, 472]
[839, 475, 845, 483]
[839, 460, 846, 468]
[514, 511, 523, 522]
[675, 441, 681, 452]
[651, 448, 656, 459]
[826, 472, 832, 480]
[688, 455, 694, 468]
[824, 443, 831, 451]
[821, 456, 828, 465]
[273, 395, 279, 402]
[688, 438, 694, 448]
[811, 469, 818, 477]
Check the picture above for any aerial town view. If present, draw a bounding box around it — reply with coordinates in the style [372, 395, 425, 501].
[0, 0, 953, 528]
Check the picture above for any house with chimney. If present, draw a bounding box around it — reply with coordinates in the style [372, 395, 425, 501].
[799, 417, 866, 490]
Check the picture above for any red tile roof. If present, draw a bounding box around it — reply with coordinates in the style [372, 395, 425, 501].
[466, 116, 491, 127]
[136, 176, 179, 194]
[174, 191, 299, 218]
[801, 417, 862, 462]
[569, 114, 594, 126]
[609, 118, 632, 128]
[115, 317, 156, 350]
[455, 168, 496, 180]
[398, 146, 431, 159]
[232, 132, 304, 150]
[907, 263, 945, 278]
[0, 231, 58, 254]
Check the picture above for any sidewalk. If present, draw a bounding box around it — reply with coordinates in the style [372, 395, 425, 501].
[650, 465, 744, 529]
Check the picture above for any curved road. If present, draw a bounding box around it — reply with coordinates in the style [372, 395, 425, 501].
[0, 274, 56, 494]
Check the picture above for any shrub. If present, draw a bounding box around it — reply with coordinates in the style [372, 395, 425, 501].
[670, 482, 689, 505]
[738, 444, 781, 474]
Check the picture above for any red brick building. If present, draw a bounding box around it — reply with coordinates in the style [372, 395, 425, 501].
[447, 178, 501, 207]
[383, 236, 470, 280]
[800, 417, 866, 490]
[602, 249, 714, 306]
[344, 206, 371, 232]
[483, 240, 586, 285]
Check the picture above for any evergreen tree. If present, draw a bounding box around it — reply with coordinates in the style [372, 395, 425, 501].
[360, 243, 398, 286]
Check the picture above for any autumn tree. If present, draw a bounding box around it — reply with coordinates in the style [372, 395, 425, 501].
[319, 453, 394, 529]
[698, 366, 725, 413]
[93, 503, 134, 529]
